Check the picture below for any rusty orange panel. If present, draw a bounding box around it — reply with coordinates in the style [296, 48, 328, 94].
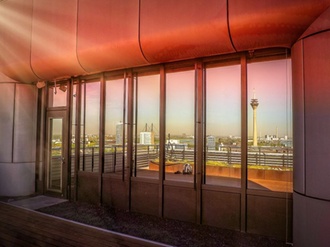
[0, 0, 39, 82]
[229, 0, 330, 51]
[77, 0, 148, 73]
[140, 0, 234, 63]
[31, 0, 86, 80]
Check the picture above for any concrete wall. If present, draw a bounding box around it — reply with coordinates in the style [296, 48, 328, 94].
[0, 77, 37, 196]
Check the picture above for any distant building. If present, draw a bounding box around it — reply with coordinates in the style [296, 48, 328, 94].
[116, 122, 123, 144]
[265, 134, 279, 141]
[207, 135, 216, 150]
[140, 131, 154, 145]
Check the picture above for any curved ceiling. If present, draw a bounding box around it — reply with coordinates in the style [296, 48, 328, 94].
[0, 0, 329, 83]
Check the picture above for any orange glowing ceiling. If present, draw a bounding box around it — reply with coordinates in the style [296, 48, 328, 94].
[0, 0, 329, 83]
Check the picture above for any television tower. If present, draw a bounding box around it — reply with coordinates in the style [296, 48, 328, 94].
[250, 91, 259, 146]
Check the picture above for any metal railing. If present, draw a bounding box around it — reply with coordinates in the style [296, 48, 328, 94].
[52, 144, 293, 175]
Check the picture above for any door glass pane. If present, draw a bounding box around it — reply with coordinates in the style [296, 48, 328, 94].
[105, 77, 126, 174]
[166, 70, 195, 182]
[133, 73, 160, 179]
[49, 118, 62, 192]
[247, 59, 293, 192]
[205, 64, 241, 187]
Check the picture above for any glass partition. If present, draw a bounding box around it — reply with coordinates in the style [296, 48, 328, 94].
[205, 63, 241, 187]
[165, 69, 195, 182]
[104, 77, 126, 174]
[133, 73, 160, 178]
[80, 81, 101, 172]
[247, 59, 292, 192]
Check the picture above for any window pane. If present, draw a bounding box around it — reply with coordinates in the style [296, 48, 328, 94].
[80, 81, 100, 172]
[205, 64, 241, 187]
[165, 70, 195, 182]
[48, 83, 67, 107]
[133, 73, 160, 179]
[105, 78, 126, 174]
[247, 59, 293, 192]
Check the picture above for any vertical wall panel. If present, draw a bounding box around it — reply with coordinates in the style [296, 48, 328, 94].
[31, 0, 85, 80]
[292, 40, 305, 194]
[13, 84, 37, 163]
[247, 194, 292, 240]
[0, 0, 39, 82]
[0, 83, 14, 162]
[164, 185, 196, 223]
[77, 0, 147, 73]
[202, 190, 241, 230]
[304, 31, 330, 200]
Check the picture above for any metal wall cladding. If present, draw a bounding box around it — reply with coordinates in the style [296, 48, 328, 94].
[1, 0, 330, 82]
[31, 0, 86, 80]
[304, 31, 330, 200]
[140, 0, 234, 63]
[299, 5, 330, 39]
[76, 0, 148, 73]
[0, 0, 39, 82]
[229, 0, 330, 51]
[291, 40, 305, 195]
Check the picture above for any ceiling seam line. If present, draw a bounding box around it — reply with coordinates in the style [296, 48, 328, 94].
[226, 0, 237, 52]
[138, 0, 151, 64]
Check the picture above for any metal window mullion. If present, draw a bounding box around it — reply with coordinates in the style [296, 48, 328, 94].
[241, 54, 248, 232]
[99, 74, 106, 204]
[122, 72, 127, 181]
[195, 61, 204, 225]
[82, 82, 86, 171]
[134, 74, 138, 177]
[159, 65, 166, 217]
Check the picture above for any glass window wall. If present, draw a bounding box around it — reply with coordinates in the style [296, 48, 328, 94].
[80, 81, 101, 172]
[205, 63, 241, 187]
[165, 69, 195, 182]
[105, 77, 126, 174]
[133, 73, 160, 178]
[247, 59, 292, 192]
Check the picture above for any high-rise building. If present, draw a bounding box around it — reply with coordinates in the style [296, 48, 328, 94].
[250, 94, 259, 146]
[116, 122, 123, 145]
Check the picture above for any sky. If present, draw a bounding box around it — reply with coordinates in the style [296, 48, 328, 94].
[247, 59, 292, 138]
[51, 59, 292, 138]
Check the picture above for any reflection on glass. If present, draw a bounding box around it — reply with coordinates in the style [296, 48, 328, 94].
[247, 59, 292, 192]
[205, 64, 241, 187]
[165, 70, 195, 182]
[49, 118, 62, 192]
[105, 78, 126, 174]
[80, 81, 100, 172]
[133, 74, 160, 178]
[48, 83, 67, 107]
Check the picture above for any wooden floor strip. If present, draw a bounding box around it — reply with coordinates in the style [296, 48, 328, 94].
[0, 202, 172, 247]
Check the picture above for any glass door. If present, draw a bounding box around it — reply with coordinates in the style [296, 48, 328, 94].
[46, 110, 68, 197]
